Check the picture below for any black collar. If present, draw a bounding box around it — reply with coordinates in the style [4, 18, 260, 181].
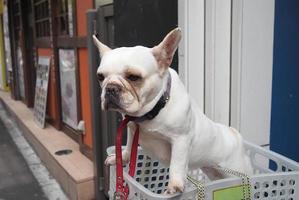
[126, 72, 171, 123]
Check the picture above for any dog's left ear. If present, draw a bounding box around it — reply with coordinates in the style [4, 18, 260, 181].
[152, 28, 182, 70]
[93, 35, 111, 57]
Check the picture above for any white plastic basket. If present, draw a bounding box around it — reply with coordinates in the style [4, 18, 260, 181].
[107, 141, 299, 200]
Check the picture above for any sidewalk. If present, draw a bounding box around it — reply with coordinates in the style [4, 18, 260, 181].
[0, 110, 47, 199]
[0, 91, 94, 200]
[0, 103, 67, 200]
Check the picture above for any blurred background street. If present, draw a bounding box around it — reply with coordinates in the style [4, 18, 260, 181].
[0, 113, 47, 199]
[0, 0, 297, 199]
[0, 103, 67, 200]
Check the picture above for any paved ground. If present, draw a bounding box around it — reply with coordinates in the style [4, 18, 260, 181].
[0, 117, 47, 200]
[0, 103, 68, 200]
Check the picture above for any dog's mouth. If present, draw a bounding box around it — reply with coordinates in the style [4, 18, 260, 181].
[101, 82, 140, 114]
[104, 96, 122, 110]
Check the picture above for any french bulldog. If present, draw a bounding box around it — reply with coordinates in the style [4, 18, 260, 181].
[93, 28, 253, 194]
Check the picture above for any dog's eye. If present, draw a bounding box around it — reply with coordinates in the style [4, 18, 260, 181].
[127, 74, 141, 81]
[97, 73, 105, 82]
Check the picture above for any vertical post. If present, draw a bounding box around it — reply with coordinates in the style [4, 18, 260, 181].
[19, 0, 35, 107]
[230, 0, 243, 130]
[87, 9, 106, 200]
[49, 0, 62, 129]
[178, 0, 205, 111]
[205, 0, 232, 125]
[7, 0, 19, 100]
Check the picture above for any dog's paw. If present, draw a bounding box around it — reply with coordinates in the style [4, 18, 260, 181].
[164, 178, 184, 194]
[104, 151, 130, 166]
[105, 154, 116, 165]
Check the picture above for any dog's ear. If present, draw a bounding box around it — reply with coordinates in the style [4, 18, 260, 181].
[152, 28, 181, 70]
[93, 35, 111, 57]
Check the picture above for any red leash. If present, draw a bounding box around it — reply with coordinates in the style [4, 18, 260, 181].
[114, 117, 139, 200]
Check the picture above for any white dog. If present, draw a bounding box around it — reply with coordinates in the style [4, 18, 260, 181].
[93, 28, 253, 194]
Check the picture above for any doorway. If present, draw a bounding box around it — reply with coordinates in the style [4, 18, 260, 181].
[8, 0, 36, 107]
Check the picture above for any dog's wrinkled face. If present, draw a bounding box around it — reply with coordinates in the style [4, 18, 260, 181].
[97, 46, 162, 115]
[93, 28, 181, 116]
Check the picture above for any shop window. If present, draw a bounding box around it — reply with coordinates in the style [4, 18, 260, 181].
[11, 0, 25, 99]
[12, 0, 21, 41]
[33, 0, 50, 37]
[56, 0, 74, 36]
[58, 49, 78, 130]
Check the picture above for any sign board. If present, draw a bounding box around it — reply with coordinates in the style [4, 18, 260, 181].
[33, 56, 50, 128]
[213, 185, 251, 200]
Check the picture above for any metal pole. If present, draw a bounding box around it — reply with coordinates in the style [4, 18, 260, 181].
[86, 9, 106, 200]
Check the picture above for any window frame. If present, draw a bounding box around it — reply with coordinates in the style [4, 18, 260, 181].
[31, 0, 85, 142]
[33, 0, 51, 39]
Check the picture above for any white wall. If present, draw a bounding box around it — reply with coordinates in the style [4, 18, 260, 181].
[179, 0, 275, 146]
[230, 0, 275, 145]
[178, 0, 205, 110]
[178, 0, 233, 125]
[205, 0, 232, 125]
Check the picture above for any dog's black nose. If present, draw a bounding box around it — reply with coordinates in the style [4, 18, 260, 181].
[106, 84, 121, 97]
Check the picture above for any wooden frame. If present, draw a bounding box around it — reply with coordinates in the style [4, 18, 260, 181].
[7, 0, 19, 100]
[58, 47, 82, 143]
[10, 0, 22, 101]
[8, 0, 36, 107]
[32, 0, 87, 148]
[79, 137, 93, 160]
[6, 0, 89, 157]
[20, 0, 36, 107]
[47, 0, 62, 130]
[50, 0, 84, 144]
[34, 0, 87, 49]
[57, 36, 87, 48]
[36, 37, 87, 48]
[33, 0, 51, 37]
[55, 0, 70, 36]
[35, 38, 51, 47]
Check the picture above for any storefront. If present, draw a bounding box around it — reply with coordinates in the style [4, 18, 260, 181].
[5, 0, 94, 159]
[0, 0, 9, 91]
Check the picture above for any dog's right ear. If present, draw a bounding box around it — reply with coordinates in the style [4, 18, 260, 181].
[152, 28, 181, 72]
[93, 35, 111, 57]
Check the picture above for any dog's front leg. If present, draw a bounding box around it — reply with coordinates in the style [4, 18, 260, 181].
[105, 122, 136, 165]
[165, 136, 190, 194]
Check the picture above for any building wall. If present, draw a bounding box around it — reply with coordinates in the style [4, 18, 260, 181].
[0, 2, 9, 91]
[36, 0, 95, 149]
[6, 0, 95, 153]
[178, 0, 275, 146]
[235, 0, 275, 146]
[76, 0, 93, 147]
